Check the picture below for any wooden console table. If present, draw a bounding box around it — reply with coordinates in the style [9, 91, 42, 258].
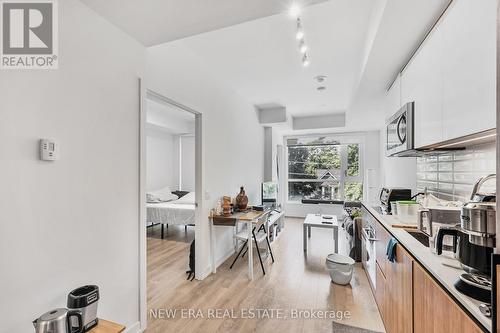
[89, 319, 125, 333]
[210, 210, 268, 280]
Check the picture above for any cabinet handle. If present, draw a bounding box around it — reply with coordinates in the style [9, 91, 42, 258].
[362, 227, 379, 242]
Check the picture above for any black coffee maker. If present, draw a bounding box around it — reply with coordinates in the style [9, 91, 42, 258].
[435, 175, 496, 303]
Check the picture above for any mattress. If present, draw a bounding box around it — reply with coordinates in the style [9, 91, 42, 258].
[146, 192, 196, 226]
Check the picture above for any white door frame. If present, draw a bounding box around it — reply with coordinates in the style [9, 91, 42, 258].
[139, 84, 203, 331]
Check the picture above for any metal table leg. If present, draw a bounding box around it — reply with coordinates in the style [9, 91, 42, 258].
[303, 224, 307, 251]
[247, 220, 253, 280]
[334, 226, 338, 253]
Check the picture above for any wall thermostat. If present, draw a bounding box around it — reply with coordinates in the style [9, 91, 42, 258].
[39, 139, 60, 161]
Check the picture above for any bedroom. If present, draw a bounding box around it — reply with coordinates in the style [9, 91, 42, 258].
[145, 92, 198, 292]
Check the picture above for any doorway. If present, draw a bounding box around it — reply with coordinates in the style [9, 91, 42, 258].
[139, 87, 203, 330]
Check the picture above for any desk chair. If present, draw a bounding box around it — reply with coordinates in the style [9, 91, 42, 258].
[229, 211, 275, 275]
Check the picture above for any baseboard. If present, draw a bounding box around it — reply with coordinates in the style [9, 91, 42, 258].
[124, 321, 142, 333]
[198, 248, 235, 280]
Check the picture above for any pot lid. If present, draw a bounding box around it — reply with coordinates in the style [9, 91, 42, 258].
[326, 253, 354, 265]
[38, 308, 68, 322]
[464, 202, 496, 210]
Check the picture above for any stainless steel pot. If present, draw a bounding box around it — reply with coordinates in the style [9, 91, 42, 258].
[461, 174, 496, 248]
[33, 308, 83, 333]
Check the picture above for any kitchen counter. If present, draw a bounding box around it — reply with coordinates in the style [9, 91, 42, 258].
[362, 202, 491, 332]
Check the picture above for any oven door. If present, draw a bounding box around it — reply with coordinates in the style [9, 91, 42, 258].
[361, 225, 377, 288]
[386, 102, 414, 156]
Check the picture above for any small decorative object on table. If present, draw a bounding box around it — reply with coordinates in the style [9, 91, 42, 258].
[222, 196, 232, 216]
[235, 186, 248, 210]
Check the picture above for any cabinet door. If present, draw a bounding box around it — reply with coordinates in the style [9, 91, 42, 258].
[386, 75, 402, 118]
[401, 25, 444, 148]
[375, 220, 390, 276]
[441, 0, 496, 140]
[375, 263, 387, 327]
[385, 244, 413, 333]
[414, 263, 483, 333]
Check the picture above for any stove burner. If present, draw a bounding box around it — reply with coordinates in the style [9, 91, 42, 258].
[455, 273, 491, 303]
[460, 273, 492, 289]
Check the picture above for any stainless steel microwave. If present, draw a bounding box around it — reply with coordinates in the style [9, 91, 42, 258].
[386, 102, 414, 157]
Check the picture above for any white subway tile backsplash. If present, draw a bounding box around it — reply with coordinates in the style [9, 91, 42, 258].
[438, 162, 453, 172]
[438, 172, 453, 182]
[416, 142, 496, 202]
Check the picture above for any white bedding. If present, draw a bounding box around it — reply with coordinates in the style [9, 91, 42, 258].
[146, 192, 196, 226]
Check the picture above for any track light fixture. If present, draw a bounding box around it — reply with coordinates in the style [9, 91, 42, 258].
[289, 5, 310, 67]
[302, 53, 310, 67]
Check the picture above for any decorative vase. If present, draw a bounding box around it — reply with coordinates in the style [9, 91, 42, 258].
[235, 186, 248, 210]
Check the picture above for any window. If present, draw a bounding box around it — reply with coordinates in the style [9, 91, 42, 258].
[286, 137, 363, 202]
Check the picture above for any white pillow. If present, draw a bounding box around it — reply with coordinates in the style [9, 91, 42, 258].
[147, 187, 179, 202]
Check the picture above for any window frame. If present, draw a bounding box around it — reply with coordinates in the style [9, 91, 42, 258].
[285, 135, 365, 203]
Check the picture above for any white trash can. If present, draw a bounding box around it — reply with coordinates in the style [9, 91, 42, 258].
[325, 253, 355, 285]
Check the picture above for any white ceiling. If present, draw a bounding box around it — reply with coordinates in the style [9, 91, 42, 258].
[168, 0, 376, 118]
[147, 99, 195, 134]
[86, 0, 451, 132]
[80, 0, 328, 46]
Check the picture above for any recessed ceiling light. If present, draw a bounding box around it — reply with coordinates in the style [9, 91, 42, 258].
[299, 40, 308, 53]
[302, 54, 310, 67]
[289, 4, 301, 18]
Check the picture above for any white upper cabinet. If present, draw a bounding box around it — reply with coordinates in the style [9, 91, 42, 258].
[386, 74, 402, 118]
[441, 0, 496, 140]
[401, 24, 444, 148]
[393, 0, 496, 149]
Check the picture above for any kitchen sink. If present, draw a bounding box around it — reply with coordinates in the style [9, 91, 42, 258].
[406, 230, 430, 248]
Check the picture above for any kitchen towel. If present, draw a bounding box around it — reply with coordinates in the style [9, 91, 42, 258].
[386, 237, 398, 262]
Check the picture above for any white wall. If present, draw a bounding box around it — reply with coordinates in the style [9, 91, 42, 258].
[146, 127, 178, 191]
[0, 1, 145, 332]
[147, 41, 264, 278]
[180, 136, 195, 191]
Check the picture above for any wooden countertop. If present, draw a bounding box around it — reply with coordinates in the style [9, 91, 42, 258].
[212, 210, 266, 221]
[89, 319, 125, 333]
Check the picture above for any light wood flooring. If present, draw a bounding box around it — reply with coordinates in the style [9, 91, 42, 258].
[146, 218, 385, 333]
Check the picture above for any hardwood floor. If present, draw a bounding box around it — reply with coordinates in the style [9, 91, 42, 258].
[146, 218, 385, 333]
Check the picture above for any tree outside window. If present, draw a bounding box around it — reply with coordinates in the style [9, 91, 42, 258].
[287, 141, 363, 202]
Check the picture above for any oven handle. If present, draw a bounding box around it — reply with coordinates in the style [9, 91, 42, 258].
[362, 227, 379, 242]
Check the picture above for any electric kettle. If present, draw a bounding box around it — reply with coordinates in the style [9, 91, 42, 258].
[33, 308, 83, 333]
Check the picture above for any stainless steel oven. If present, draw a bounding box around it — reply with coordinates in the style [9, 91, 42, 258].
[361, 212, 377, 288]
[386, 102, 414, 157]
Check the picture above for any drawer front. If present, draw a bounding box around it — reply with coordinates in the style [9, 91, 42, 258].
[375, 262, 387, 326]
[375, 220, 391, 275]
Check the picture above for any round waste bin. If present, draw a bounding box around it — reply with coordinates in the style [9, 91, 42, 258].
[325, 253, 355, 285]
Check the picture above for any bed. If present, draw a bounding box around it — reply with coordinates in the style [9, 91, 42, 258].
[146, 192, 196, 238]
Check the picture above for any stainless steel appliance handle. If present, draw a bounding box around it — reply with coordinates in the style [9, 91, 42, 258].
[362, 227, 379, 242]
[418, 209, 430, 235]
[470, 174, 496, 200]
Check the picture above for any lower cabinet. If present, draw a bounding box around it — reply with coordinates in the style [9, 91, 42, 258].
[375, 263, 386, 322]
[368, 216, 485, 333]
[375, 243, 413, 333]
[413, 263, 483, 333]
